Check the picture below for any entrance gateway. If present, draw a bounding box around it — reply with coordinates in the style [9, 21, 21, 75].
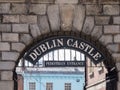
[24, 36, 105, 65]
[16, 34, 117, 90]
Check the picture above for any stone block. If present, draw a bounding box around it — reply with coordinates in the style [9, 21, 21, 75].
[107, 44, 119, 53]
[3, 15, 19, 23]
[103, 5, 119, 15]
[1, 71, 13, 80]
[99, 0, 119, 4]
[116, 62, 120, 71]
[10, 4, 27, 14]
[86, 5, 102, 15]
[104, 25, 119, 34]
[20, 15, 37, 24]
[100, 35, 113, 45]
[60, 5, 75, 31]
[113, 53, 120, 62]
[2, 52, 19, 61]
[114, 35, 120, 43]
[12, 24, 29, 33]
[95, 16, 110, 25]
[30, 4, 46, 15]
[0, 0, 25, 2]
[117, 78, 120, 89]
[114, 16, 120, 24]
[0, 15, 2, 23]
[0, 24, 11, 32]
[0, 61, 15, 70]
[47, 5, 60, 31]
[0, 42, 10, 51]
[12, 43, 25, 52]
[91, 26, 102, 40]
[30, 24, 41, 38]
[80, 0, 98, 4]
[31, 0, 54, 3]
[55, 0, 78, 4]
[20, 34, 33, 45]
[0, 81, 14, 90]
[0, 34, 1, 41]
[0, 52, 1, 60]
[73, 5, 85, 32]
[0, 3, 10, 14]
[2, 33, 19, 42]
[82, 16, 94, 35]
[38, 16, 50, 34]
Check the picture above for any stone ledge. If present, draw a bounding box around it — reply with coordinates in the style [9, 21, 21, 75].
[0, 0, 25, 2]
[31, 0, 55, 3]
[55, 0, 78, 4]
[80, 0, 119, 4]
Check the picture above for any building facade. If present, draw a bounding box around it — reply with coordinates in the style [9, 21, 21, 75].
[21, 68, 85, 90]
[0, 0, 120, 90]
[86, 58, 108, 90]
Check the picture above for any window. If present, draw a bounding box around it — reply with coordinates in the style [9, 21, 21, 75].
[46, 83, 53, 90]
[98, 62, 104, 74]
[65, 83, 71, 90]
[29, 82, 36, 90]
[89, 60, 94, 73]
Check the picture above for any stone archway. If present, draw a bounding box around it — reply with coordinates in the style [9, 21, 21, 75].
[0, 1, 119, 90]
[15, 31, 117, 90]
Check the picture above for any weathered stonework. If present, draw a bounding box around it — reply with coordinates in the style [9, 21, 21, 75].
[104, 25, 120, 34]
[82, 16, 94, 34]
[95, 16, 110, 25]
[1, 71, 13, 80]
[99, 35, 113, 45]
[0, 24, 11, 32]
[114, 35, 120, 43]
[91, 26, 102, 40]
[0, 62, 15, 70]
[0, 42, 10, 51]
[29, 4, 46, 15]
[20, 34, 33, 45]
[0, 3, 10, 14]
[10, 4, 27, 14]
[86, 5, 102, 15]
[55, 0, 78, 4]
[47, 5, 60, 31]
[12, 24, 29, 33]
[0, 81, 14, 90]
[20, 15, 37, 24]
[103, 5, 120, 15]
[73, 5, 85, 31]
[30, 24, 41, 38]
[31, 0, 54, 3]
[3, 15, 19, 23]
[114, 16, 120, 24]
[0, 0, 119, 90]
[11, 43, 25, 52]
[2, 52, 19, 61]
[60, 5, 75, 31]
[2, 33, 19, 42]
[38, 16, 50, 34]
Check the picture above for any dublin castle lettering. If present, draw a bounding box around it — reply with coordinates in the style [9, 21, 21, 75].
[24, 36, 105, 64]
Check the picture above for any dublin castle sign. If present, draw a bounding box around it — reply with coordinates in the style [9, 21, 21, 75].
[24, 36, 105, 65]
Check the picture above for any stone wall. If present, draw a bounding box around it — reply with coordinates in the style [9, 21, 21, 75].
[0, 0, 119, 90]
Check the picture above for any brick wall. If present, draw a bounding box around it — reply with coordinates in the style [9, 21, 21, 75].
[0, 0, 119, 90]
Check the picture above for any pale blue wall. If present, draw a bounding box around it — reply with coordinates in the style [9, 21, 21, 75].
[23, 72, 85, 90]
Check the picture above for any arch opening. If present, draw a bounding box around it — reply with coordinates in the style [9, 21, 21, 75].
[15, 31, 118, 90]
